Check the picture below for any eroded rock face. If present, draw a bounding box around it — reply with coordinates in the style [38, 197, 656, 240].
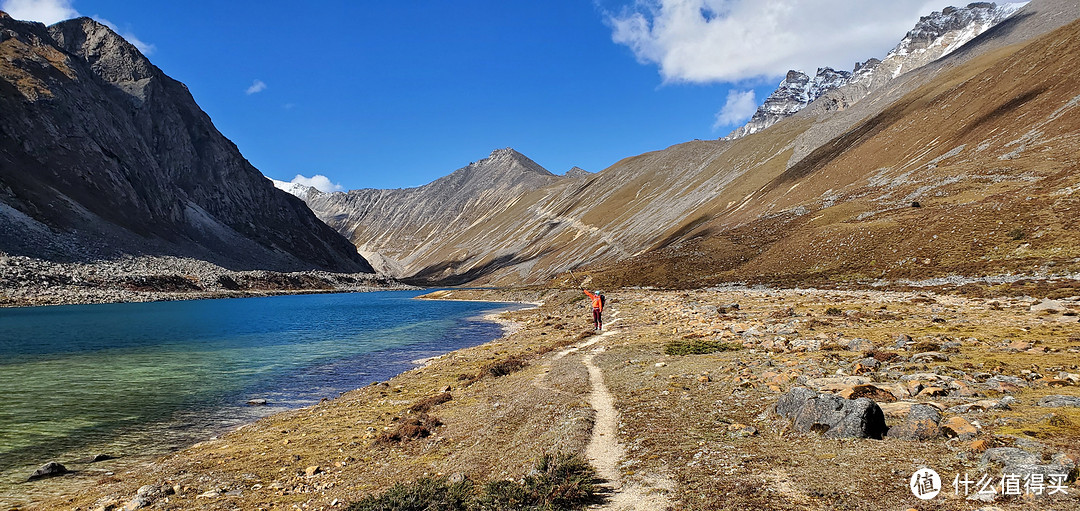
[725, 67, 851, 139]
[0, 15, 371, 273]
[776, 387, 887, 439]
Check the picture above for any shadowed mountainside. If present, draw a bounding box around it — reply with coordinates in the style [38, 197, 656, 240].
[0, 14, 372, 273]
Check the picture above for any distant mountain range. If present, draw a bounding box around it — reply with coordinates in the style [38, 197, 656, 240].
[0, 13, 372, 273]
[4, 1, 1079, 291]
[292, 0, 1080, 288]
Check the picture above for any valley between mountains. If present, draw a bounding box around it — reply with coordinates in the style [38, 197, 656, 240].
[4, 0, 1080, 510]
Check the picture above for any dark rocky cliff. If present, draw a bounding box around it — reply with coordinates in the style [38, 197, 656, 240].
[0, 14, 372, 272]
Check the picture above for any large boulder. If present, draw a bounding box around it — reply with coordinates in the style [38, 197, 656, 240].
[776, 387, 887, 439]
[886, 403, 943, 441]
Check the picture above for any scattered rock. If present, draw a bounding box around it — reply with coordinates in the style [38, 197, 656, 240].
[789, 338, 822, 352]
[28, 461, 68, 481]
[727, 423, 759, 438]
[1006, 340, 1033, 351]
[76, 453, 115, 463]
[805, 376, 871, 392]
[1030, 299, 1064, 313]
[878, 402, 918, 419]
[1037, 395, 1080, 408]
[845, 338, 876, 352]
[912, 351, 950, 362]
[887, 404, 943, 441]
[895, 334, 914, 349]
[981, 447, 1077, 480]
[851, 362, 874, 375]
[305, 465, 322, 477]
[941, 416, 978, 440]
[969, 439, 991, 453]
[775, 387, 887, 439]
[838, 384, 898, 403]
[123, 484, 174, 510]
[905, 380, 925, 397]
[984, 375, 1027, 393]
[247, 398, 268, 406]
[917, 386, 948, 398]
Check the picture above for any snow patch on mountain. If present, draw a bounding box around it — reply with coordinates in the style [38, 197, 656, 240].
[269, 178, 315, 199]
[726, 2, 1026, 140]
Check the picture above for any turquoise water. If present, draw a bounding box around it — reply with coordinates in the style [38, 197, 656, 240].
[0, 291, 521, 497]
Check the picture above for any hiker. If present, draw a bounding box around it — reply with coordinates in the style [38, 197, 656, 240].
[583, 289, 605, 330]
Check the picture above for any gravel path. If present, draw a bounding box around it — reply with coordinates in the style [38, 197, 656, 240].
[583, 313, 674, 510]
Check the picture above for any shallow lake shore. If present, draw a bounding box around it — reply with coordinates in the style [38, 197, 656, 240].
[16, 286, 1080, 510]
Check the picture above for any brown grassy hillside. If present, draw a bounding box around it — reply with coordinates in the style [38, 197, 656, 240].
[587, 18, 1080, 289]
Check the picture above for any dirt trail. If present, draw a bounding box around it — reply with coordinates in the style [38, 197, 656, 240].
[582, 316, 674, 511]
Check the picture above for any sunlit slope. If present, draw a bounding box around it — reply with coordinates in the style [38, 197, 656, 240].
[382, 119, 810, 285]
[309, 2, 1079, 288]
[589, 18, 1080, 288]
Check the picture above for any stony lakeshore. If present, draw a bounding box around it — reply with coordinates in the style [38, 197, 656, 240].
[0, 255, 410, 307]
[14, 286, 1080, 510]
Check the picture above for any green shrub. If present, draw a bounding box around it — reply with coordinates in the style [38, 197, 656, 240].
[347, 476, 473, 511]
[347, 453, 603, 510]
[664, 338, 742, 355]
[824, 307, 844, 316]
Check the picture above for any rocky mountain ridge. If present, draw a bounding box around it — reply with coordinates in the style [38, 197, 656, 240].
[726, 2, 1024, 139]
[297, 0, 1080, 289]
[0, 14, 372, 273]
[303, 148, 571, 279]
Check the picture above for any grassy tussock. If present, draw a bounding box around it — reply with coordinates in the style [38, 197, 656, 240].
[664, 338, 743, 355]
[408, 392, 452, 414]
[376, 413, 443, 444]
[483, 355, 528, 378]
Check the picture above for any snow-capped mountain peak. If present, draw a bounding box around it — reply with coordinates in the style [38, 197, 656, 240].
[269, 178, 315, 199]
[725, 2, 1026, 140]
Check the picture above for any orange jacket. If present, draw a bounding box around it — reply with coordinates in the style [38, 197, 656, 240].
[584, 290, 603, 311]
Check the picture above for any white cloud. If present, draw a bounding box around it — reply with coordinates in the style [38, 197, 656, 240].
[0, 2, 156, 54]
[92, 16, 156, 55]
[288, 174, 343, 193]
[713, 89, 756, 129]
[1, 0, 77, 25]
[607, 0, 981, 83]
[246, 79, 267, 95]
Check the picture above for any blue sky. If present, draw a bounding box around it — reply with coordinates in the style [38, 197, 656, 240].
[2, 0, 994, 191]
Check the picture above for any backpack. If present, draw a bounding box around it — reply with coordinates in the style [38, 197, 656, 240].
[600, 294, 606, 308]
